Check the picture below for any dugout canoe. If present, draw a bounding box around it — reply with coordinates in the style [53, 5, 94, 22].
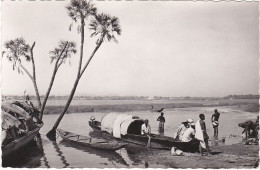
[89, 116, 200, 152]
[58, 129, 127, 151]
[2, 100, 44, 158]
[2, 123, 43, 158]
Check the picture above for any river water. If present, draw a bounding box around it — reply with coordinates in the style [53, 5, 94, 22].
[4, 106, 258, 168]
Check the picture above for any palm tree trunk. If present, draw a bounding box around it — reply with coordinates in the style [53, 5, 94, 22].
[19, 63, 41, 110]
[47, 77, 80, 140]
[80, 36, 104, 78]
[40, 42, 68, 121]
[39, 67, 58, 120]
[47, 39, 104, 141]
[20, 64, 33, 80]
[47, 19, 85, 141]
[30, 42, 42, 109]
[32, 79, 41, 109]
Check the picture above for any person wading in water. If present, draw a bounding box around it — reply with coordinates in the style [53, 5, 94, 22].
[211, 109, 220, 137]
[157, 112, 166, 132]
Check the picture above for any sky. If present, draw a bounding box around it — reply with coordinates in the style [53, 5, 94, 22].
[1, 1, 259, 97]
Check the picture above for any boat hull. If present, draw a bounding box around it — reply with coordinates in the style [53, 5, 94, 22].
[58, 129, 127, 151]
[89, 121, 200, 152]
[2, 124, 43, 158]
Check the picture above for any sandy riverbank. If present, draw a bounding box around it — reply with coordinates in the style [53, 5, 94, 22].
[135, 142, 259, 168]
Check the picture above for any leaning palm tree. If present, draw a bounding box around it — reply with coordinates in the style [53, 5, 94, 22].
[39, 41, 77, 121]
[46, 0, 97, 140]
[3, 38, 42, 108]
[47, 12, 121, 141]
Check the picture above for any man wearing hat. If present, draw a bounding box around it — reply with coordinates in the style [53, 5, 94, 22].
[181, 122, 196, 142]
[173, 119, 193, 141]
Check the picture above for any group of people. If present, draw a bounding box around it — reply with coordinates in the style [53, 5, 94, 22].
[173, 113, 212, 155]
[141, 109, 221, 155]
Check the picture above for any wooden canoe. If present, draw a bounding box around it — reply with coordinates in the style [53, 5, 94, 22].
[89, 120, 200, 152]
[57, 129, 127, 151]
[2, 123, 43, 158]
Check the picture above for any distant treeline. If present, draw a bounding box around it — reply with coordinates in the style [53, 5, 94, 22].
[2, 94, 259, 100]
[223, 95, 259, 99]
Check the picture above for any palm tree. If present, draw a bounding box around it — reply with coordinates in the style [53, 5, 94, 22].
[46, 0, 97, 140]
[46, 12, 121, 140]
[39, 41, 77, 121]
[3, 38, 42, 109]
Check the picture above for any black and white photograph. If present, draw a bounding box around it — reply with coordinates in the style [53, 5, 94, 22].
[1, 0, 259, 168]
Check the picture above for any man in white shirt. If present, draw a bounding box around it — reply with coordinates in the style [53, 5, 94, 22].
[141, 119, 151, 147]
[141, 119, 151, 135]
[181, 123, 195, 142]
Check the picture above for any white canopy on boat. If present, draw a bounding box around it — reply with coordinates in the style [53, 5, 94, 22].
[101, 113, 120, 134]
[113, 114, 133, 138]
[101, 113, 141, 138]
[120, 119, 135, 136]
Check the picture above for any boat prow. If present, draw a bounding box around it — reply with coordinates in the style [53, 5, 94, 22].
[2, 123, 43, 158]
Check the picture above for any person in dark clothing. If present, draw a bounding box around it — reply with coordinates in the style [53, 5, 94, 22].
[157, 112, 166, 132]
[211, 109, 220, 137]
[238, 120, 257, 142]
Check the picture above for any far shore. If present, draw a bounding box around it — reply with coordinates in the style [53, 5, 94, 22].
[4, 98, 258, 115]
[45, 98, 259, 114]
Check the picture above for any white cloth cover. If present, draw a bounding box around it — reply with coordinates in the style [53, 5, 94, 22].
[101, 113, 120, 134]
[195, 120, 206, 149]
[113, 114, 133, 138]
[120, 119, 135, 136]
[100, 113, 134, 138]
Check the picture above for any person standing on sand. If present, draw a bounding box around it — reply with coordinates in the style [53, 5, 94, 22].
[195, 114, 210, 156]
[157, 112, 165, 132]
[211, 109, 220, 137]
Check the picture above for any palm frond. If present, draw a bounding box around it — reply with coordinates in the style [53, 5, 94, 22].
[89, 13, 121, 44]
[66, 0, 96, 26]
[3, 37, 31, 65]
[49, 40, 77, 65]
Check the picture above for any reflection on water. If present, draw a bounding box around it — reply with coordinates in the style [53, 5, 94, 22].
[59, 140, 129, 167]
[3, 106, 257, 168]
[35, 135, 50, 168]
[3, 135, 44, 167]
[52, 141, 70, 168]
[211, 136, 219, 146]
